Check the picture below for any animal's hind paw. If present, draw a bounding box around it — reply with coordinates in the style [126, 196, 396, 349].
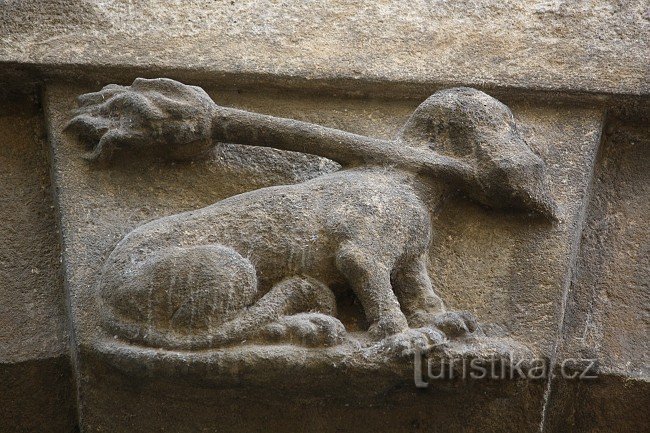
[262, 313, 348, 347]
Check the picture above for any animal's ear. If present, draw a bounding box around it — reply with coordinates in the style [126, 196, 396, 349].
[397, 93, 455, 150]
[398, 88, 515, 158]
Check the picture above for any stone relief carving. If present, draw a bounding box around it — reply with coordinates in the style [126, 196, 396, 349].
[66, 78, 556, 353]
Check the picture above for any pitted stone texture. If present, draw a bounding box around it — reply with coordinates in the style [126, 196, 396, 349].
[1, 0, 648, 96]
[430, 101, 604, 354]
[45, 83, 413, 351]
[45, 83, 605, 432]
[0, 88, 75, 433]
[543, 122, 650, 433]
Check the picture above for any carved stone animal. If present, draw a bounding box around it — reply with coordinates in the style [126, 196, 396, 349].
[67, 79, 556, 350]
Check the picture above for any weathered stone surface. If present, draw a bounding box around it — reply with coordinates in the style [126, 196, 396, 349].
[430, 100, 604, 355]
[1, 0, 648, 97]
[45, 80, 606, 432]
[65, 80, 558, 349]
[0, 1, 646, 431]
[0, 87, 75, 432]
[542, 122, 650, 433]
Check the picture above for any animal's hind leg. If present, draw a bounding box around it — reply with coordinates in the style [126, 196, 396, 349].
[102, 245, 343, 349]
[100, 244, 260, 349]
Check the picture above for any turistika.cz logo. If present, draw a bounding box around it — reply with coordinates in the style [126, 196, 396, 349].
[413, 350, 598, 388]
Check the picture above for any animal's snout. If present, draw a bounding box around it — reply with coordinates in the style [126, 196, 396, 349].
[504, 155, 558, 221]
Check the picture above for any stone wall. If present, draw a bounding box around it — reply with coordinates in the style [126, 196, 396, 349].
[0, 1, 647, 432]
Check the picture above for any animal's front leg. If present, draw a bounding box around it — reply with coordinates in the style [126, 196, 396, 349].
[393, 255, 480, 338]
[392, 255, 445, 318]
[336, 243, 409, 339]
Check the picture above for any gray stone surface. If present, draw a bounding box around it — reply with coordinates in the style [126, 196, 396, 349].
[0, 3, 646, 431]
[429, 100, 604, 356]
[0, 87, 76, 432]
[65, 80, 557, 350]
[45, 80, 606, 432]
[1, 0, 648, 96]
[543, 122, 650, 433]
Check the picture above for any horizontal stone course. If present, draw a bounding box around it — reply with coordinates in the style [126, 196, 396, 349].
[1, 0, 648, 97]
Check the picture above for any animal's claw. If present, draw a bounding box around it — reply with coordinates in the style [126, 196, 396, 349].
[408, 310, 482, 339]
[377, 327, 445, 357]
[65, 77, 216, 163]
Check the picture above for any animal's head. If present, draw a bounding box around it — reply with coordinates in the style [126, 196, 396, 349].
[399, 87, 557, 220]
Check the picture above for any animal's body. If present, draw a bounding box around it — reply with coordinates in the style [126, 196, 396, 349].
[100, 168, 439, 348]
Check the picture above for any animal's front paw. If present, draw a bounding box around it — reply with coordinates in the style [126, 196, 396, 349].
[65, 78, 216, 163]
[377, 327, 445, 357]
[408, 311, 481, 339]
[368, 314, 410, 340]
[262, 313, 348, 347]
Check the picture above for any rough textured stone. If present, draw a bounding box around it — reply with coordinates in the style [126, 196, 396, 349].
[542, 122, 650, 433]
[0, 87, 76, 433]
[44, 80, 606, 432]
[430, 99, 604, 355]
[0, 0, 648, 97]
[0, 4, 646, 430]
